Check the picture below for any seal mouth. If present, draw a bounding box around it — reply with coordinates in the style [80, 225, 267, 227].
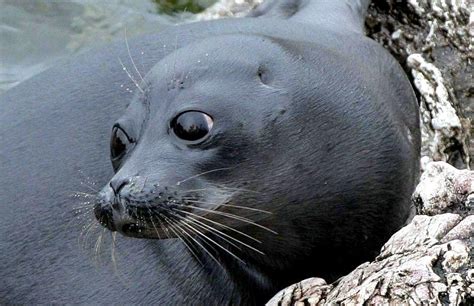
[94, 202, 117, 232]
[120, 223, 147, 237]
[94, 185, 272, 240]
[116, 216, 179, 239]
[97, 202, 235, 240]
[103, 201, 195, 239]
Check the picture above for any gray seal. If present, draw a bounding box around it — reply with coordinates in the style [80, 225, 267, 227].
[0, 0, 419, 304]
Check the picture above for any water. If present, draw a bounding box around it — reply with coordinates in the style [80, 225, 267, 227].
[0, 0, 216, 94]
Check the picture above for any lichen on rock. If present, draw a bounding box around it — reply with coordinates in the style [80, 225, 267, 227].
[365, 0, 473, 169]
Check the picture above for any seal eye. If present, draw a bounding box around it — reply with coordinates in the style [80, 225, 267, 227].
[110, 126, 131, 162]
[171, 111, 213, 143]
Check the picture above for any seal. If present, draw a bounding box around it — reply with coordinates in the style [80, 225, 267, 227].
[0, 0, 420, 304]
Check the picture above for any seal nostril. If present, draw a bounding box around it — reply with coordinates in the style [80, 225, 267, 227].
[109, 178, 129, 195]
[94, 203, 116, 231]
[121, 223, 144, 236]
[93, 203, 102, 221]
[111, 200, 121, 210]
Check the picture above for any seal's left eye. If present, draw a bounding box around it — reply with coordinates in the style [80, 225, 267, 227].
[171, 111, 213, 143]
[110, 126, 131, 161]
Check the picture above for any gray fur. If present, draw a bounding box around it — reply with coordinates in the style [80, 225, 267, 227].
[249, 0, 371, 33]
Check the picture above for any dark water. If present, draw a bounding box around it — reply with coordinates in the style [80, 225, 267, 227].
[0, 0, 217, 94]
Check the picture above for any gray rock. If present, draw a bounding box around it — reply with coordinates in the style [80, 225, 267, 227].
[365, 0, 473, 169]
[413, 161, 473, 216]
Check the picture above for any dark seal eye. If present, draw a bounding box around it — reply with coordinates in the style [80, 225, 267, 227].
[110, 126, 133, 170]
[171, 111, 214, 142]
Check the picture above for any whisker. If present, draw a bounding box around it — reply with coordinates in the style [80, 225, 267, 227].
[80, 181, 99, 193]
[173, 214, 242, 251]
[176, 167, 232, 186]
[155, 214, 172, 239]
[212, 184, 262, 194]
[183, 199, 272, 215]
[172, 33, 179, 81]
[72, 203, 93, 210]
[71, 208, 93, 219]
[72, 201, 94, 207]
[174, 221, 221, 267]
[94, 228, 106, 263]
[173, 211, 265, 256]
[179, 188, 216, 193]
[124, 27, 145, 84]
[80, 220, 98, 247]
[118, 57, 144, 93]
[171, 215, 245, 264]
[176, 205, 278, 235]
[160, 215, 205, 266]
[111, 231, 119, 274]
[173, 209, 262, 243]
[76, 214, 94, 225]
[169, 219, 206, 266]
[163, 43, 169, 75]
[129, 206, 140, 224]
[72, 209, 94, 222]
[147, 205, 162, 240]
[71, 191, 97, 198]
[77, 169, 99, 186]
[84, 223, 101, 250]
[77, 224, 90, 248]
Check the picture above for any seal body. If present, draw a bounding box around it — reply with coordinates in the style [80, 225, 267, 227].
[0, 0, 419, 304]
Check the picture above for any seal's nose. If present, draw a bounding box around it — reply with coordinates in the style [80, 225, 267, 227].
[109, 177, 130, 195]
[94, 202, 116, 231]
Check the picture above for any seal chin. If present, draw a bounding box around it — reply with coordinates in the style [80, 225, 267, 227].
[116, 222, 167, 239]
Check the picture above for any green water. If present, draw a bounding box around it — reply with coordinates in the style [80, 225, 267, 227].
[154, 0, 217, 14]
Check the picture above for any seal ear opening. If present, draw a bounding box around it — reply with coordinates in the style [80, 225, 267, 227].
[257, 64, 272, 85]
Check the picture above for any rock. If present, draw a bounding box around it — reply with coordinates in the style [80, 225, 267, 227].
[365, 0, 473, 169]
[197, 0, 263, 20]
[266, 278, 331, 306]
[413, 161, 473, 216]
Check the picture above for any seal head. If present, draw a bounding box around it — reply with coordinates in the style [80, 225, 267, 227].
[94, 33, 419, 288]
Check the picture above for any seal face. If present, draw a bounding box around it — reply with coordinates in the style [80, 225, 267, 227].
[95, 35, 296, 243]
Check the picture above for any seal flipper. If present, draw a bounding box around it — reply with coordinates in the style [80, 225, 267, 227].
[249, 0, 371, 34]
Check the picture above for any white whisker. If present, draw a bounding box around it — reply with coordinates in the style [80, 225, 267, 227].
[118, 57, 144, 93]
[124, 27, 145, 84]
[80, 181, 99, 193]
[174, 209, 262, 243]
[173, 215, 245, 264]
[161, 215, 205, 266]
[177, 205, 278, 235]
[173, 211, 265, 256]
[176, 167, 232, 185]
[183, 199, 272, 215]
[175, 214, 242, 251]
